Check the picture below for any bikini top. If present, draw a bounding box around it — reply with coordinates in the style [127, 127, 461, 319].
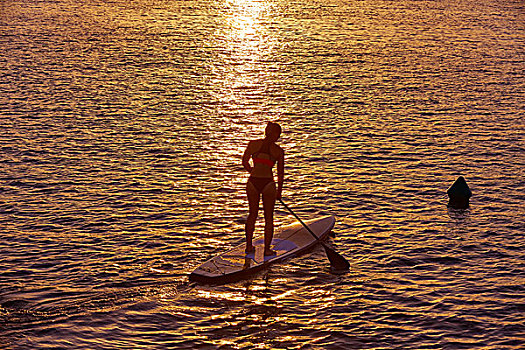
[252, 141, 276, 167]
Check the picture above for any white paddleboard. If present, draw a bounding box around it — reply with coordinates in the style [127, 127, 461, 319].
[189, 216, 335, 284]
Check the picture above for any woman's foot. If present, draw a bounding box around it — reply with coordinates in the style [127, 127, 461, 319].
[264, 248, 276, 256]
[245, 245, 255, 254]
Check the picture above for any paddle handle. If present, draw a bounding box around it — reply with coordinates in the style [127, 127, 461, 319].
[278, 199, 321, 241]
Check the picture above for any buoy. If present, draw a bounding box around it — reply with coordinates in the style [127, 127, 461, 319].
[447, 176, 472, 209]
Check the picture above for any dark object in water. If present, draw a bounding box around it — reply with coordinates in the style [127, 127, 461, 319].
[447, 176, 472, 209]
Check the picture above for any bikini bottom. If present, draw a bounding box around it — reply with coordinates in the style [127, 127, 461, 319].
[248, 176, 274, 193]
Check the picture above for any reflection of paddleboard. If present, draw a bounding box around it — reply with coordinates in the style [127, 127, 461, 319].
[189, 216, 335, 284]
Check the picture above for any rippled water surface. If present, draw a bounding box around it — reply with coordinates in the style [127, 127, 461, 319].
[1, 0, 524, 348]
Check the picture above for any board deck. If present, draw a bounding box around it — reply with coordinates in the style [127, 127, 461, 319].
[189, 216, 335, 284]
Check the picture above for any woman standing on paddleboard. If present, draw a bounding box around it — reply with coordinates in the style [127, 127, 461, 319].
[242, 122, 284, 256]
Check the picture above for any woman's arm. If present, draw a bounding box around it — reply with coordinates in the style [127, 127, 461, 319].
[277, 149, 284, 199]
[242, 141, 253, 173]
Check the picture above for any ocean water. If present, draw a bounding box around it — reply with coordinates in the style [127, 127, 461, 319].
[1, 0, 524, 348]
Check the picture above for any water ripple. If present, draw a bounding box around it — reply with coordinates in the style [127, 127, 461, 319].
[1, 0, 524, 349]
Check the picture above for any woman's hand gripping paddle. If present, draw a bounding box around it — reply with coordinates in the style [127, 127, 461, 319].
[279, 199, 350, 271]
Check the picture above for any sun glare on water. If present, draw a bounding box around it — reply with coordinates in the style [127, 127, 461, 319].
[226, 0, 261, 37]
[202, 0, 285, 190]
[208, 0, 280, 115]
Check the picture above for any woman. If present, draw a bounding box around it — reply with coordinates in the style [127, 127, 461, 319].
[242, 122, 284, 256]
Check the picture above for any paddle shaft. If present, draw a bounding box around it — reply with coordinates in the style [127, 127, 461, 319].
[278, 199, 322, 242]
[278, 198, 350, 271]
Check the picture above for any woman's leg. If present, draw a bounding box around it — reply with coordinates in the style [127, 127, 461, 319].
[245, 181, 259, 252]
[262, 182, 277, 255]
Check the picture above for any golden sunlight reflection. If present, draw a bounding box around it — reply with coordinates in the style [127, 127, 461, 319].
[197, 0, 285, 211]
[196, 288, 247, 302]
[226, 0, 260, 38]
[194, 280, 338, 315]
[207, 0, 280, 115]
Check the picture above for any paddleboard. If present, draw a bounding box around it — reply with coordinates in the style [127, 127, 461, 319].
[189, 216, 335, 284]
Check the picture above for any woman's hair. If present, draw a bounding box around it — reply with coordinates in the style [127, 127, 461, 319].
[265, 121, 282, 139]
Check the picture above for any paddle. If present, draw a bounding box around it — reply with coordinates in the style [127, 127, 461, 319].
[278, 199, 350, 271]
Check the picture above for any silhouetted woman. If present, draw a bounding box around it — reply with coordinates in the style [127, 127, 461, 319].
[242, 122, 284, 256]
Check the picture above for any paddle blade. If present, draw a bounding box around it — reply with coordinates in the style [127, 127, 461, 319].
[322, 243, 350, 271]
